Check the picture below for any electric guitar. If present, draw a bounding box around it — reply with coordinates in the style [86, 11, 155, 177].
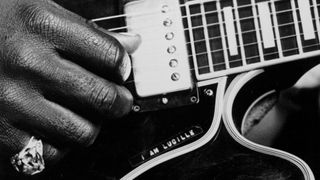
[56, 0, 320, 179]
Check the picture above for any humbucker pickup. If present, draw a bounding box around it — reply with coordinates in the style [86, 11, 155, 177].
[125, 0, 193, 98]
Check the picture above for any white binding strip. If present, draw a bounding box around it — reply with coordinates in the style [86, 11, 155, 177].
[217, 1, 230, 69]
[200, 2, 214, 72]
[258, 2, 276, 49]
[298, 0, 316, 40]
[312, 0, 320, 41]
[291, 0, 303, 54]
[223, 7, 239, 56]
[122, 77, 227, 180]
[251, 0, 265, 61]
[271, 0, 283, 57]
[223, 70, 315, 180]
[233, 0, 247, 65]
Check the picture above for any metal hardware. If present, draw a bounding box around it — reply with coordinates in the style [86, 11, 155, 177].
[190, 96, 198, 103]
[161, 5, 170, 13]
[171, 73, 180, 81]
[169, 59, 178, 68]
[163, 18, 173, 27]
[167, 45, 176, 54]
[204, 89, 214, 96]
[165, 32, 175, 40]
[132, 105, 141, 112]
[162, 97, 169, 104]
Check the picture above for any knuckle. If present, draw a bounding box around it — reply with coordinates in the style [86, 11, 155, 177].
[9, 44, 41, 73]
[90, 82, 118, 113]
[103, 38, 125, 70]
[0, 83, 21, 105]
[43, 145, 61, 163]
[18, 1, 60, 37]
[76, 123, 97, 147]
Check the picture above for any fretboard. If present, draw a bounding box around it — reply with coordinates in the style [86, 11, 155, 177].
[182, 0, 320, 80]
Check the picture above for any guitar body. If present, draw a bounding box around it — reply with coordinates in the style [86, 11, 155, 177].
[54, 62, 317, 180]
[46, 0, 320, 179]
[119, 63, 316, 180]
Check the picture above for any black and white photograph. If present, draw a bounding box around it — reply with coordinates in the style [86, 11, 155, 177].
[0, 0, 319, 179]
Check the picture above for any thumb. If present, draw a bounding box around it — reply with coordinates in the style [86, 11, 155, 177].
[88, 21, 141, 54]
[294, 64, 320, 89]
[109, 32, 142, 54]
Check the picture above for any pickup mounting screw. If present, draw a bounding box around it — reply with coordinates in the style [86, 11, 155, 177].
[133, 105, 141, 112]
[169, 59, 178, 68]
[167, 45, 176, 54]
[165, 32, 174, 40]
[190, 96, 198, 103]
[163, 18, 173, 27]
[204, 89, 214, 96]
[161, 5, 170, 13]
[162, 97, 169, 104]
[171, 73, 180, 81]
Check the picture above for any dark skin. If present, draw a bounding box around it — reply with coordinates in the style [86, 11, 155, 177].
[0, 0, 140, 176]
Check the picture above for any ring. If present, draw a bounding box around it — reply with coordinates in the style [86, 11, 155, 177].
[10, 136, 45, 175]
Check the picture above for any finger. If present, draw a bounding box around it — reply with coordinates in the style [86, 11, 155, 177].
[21, 2, 135, 82]
[8, 92, 100, 147]
[97, 28, 141, 54]
[6, 40, 133, 118]
[39, 53, 133, 118]
[294, 64, 320, 89]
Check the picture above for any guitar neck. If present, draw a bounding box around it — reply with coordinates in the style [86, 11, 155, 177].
[183, 0, 320, 81]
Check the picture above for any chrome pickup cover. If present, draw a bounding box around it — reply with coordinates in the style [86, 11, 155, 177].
[125, 0, 193, 97]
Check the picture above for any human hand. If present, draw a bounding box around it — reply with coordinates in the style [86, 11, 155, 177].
[0, 0, 140, 174]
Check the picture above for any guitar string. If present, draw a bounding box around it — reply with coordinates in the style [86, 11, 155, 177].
[96, 2, 257, 32]
[94, 3, 319, 33]
[103, 6, 299, 32]
[88, 2, 320, 85]
[125, 20, 300, 60]
[100, 8, 320, 61]
[91, 0, 290, 24]
[124, 43, 320, 85]
[91, 1, 255, 22]
[123, 26, 319, 69]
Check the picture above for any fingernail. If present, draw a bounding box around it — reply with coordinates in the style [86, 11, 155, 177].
[122, 53, 132, 81]
[111, 86, 133, 118]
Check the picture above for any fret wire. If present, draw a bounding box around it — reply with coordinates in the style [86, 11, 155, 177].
[133, 15, 320, 53]
[127, 31, 319, 69]
[186, 21, 299, 45]
[182, 7, 297, 34]
[180, 0, 297, 19]
[187, 31, 319, 59]
[125, 27, 320, 68]
[196, 43, 320, 70]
